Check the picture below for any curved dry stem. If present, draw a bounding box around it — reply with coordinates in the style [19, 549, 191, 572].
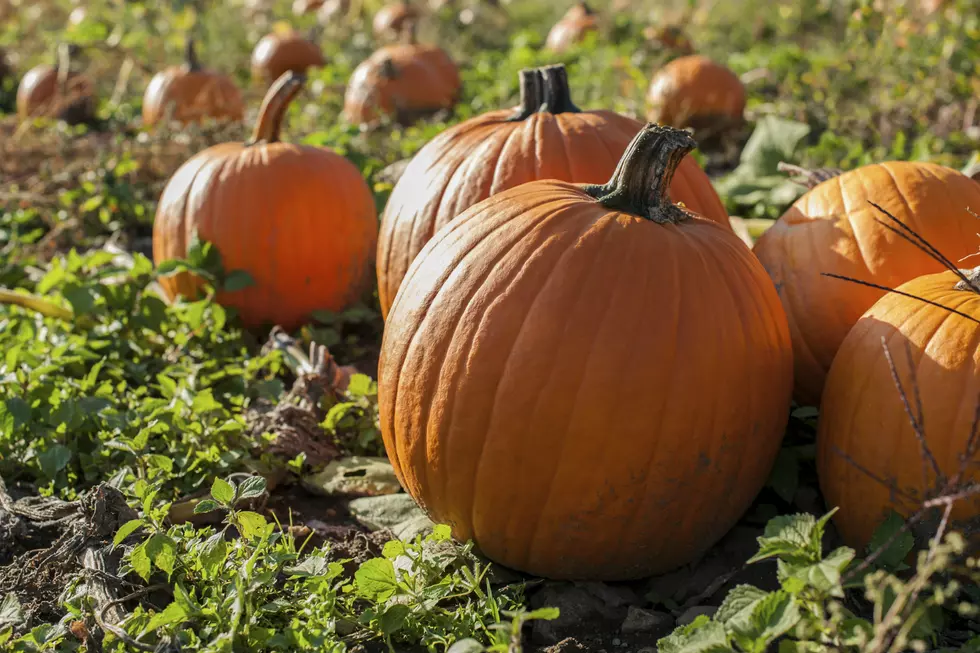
[250, 71, 306, 144]
[777, 161, 843, 189]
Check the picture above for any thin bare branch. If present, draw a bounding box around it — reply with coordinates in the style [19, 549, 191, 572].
[821, 273, 980, 324]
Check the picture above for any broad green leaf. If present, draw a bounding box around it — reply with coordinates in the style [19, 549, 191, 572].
[130, 542, 152, 582]
[142, 601, 188, 635]
[522, 607, 560, 621]
[193, 499, 221, 514]
[447, 639, 485, 653]
[113, 519, 143, 547]
[382, 540, 406, 559]
[355, 558, 399, 602]
[237, 475, 267, 500]
[235, 511, 268, 540]
[865, 511, 914, 570]
[38, 445, 72, 479]
[740, 591, 800, 647]
[211, 477, 235, 504]
[379, 604, 410, 635]
[146, 534, 177, 578]
[285, 556, 330, 578]
[657, 615, 734, 653]
[222, 270, 255, 292]
[748, 513, 822, 564]
[431, 524, 452, 541]
[0, 593, 23, 628]
[715, 585, 768, 629]
[199, 533, 227, 577]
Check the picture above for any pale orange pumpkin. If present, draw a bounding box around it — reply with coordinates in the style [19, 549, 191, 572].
[818, 267, 980, 548]
[379, 124, 793, 580]
[251, 29, 326, 84]
[753, 162, 980, 406]
[377, 64, 731, 317]
[545, 2, 598, 53]
[153, 72, 378, 331]
[142, 39, 244, 127]
[16, 43, 95, 125]
[646, 55, 745, 129]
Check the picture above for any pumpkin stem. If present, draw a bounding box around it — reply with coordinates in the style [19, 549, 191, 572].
[583, 123, 695, 224]
[184, 37, 202, 72]
[380, 57, 399, 79]
[508, 64, 579, 121]
[954, 266, 980, 293]
[55, 42, 74, 96]
[249, 71, 305, 144]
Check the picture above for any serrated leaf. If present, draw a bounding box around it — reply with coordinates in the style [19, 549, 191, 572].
[235, 511, 268, 540]
[146, 534, 177, 578]
[130, 542, 151, 581]
[285, 556, 330, 578]
[657, 615, 734, 653]
[237, 475, 267, 500]
[199, 533, 227, 577]
[447, 639, 485, 653]
[379, 604, 410, 635]
[742, 591, 800, 644]
[113, 519, 143, 547]
[142, 601, 188, 635]
[748, 513, 819, 564]
[211, 477, 235, 504]
[193, 499, 221, 514]
[865, 511, 914, 570]
[715, 585, 768, 628]
[355, 558, 398, 602]
[0, 593, 23, 629]
[382, 540, 406, 559]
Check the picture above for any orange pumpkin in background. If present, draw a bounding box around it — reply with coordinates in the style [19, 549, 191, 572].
[377, 64, 731, 317]
[153, 72, 378, 331]
[379, 124, 793, 580]
[818, 268, 980, 549]
[17, 43, 95, 125]
[142, 39, 244, 127]
[251, 28, 326, 84]
[646, 55, 745, 128]
[752, 162, 980, 407]
[643, 25, 694, 54]
[342, 41, 460, 127]
[373, 1, 421, 39]
[545, 2, 598, 53]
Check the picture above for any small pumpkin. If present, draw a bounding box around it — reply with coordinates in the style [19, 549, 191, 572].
[378, 124, 793, 580]
[142, 38, 244, 127]
[342, 40, 459, 127]
[753, 162, 980, 407]
[373, 1, 421, 40]
[377, 64, 730, 317]
[251, 28, 326, 85]
[17, 43, 95, 125]
[817, 267, 980, 549]
[545, 2, 598, 53]
[646, 55, 745, 129]
[153, 72, 378, 331]
[643, 24, 694, 54]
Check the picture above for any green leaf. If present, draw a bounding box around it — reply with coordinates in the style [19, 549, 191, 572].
[748, 513, 824, 564]
[523, 607, 560, 621]
[382, 540, 406, 559]
[447, 640, 485, 653]
[235, 511, 268, 540]
[193, 499, 221, 514]
[154, 259, 189, 277]
[222, 270, 255, 293]
[237, 475, 267, 500]
[865, 511, 914, 570]
[379, 604, 410, 635]
[62, 283, 98, 316]
[355, 558, 399, 602]
[0, 593, 23, 629]
[211, 477, 235, 504]
[142, 601, 188, 635]
[199, 533, 227, 577]
[657, 615, 734, 653]
[431, 524, 452, 541]
[346, 374, 376, 397]
[736, 116, 812, 176]
[741, 591, 800, 647]
[130, 542, 152, 582]
[38, 444, 72, 479]
[146, 534, 177, 578]
[766, 449, 799, 503]
[113, 519, 143, 547]
[715, 584, 768, 629]
[285, 556, 330, 578]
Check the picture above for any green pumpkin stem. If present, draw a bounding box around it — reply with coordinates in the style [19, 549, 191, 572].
[508, 63, 580, 121]
[584, 123, 695, 224]
[249, 71, 305, 145]
[184, 37, 202, 72]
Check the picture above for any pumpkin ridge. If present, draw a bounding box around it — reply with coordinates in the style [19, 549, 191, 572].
[516, 212, 639, 564]
[387, 193, 568, 501]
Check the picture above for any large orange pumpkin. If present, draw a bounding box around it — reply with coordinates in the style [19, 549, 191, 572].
[753, 162, 980, 406]
[376, 64, 730, 318]
[342, 41, 459, 127]
[17, 44, 95, 124]
[545, 2, 598, 53]
[378, 124, 793, 581]
[142, 38, 244, 127]
[817, 268, 980, 549]
[646, 55, 745, 129]
[251, 29, 326, 85]
[153, 72, 378, 331]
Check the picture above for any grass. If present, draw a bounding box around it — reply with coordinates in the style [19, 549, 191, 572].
[1, 0, 979, 650]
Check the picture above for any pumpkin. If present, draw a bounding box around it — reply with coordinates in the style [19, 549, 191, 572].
[643, 24, 694, 54]
[752, 162, 980, 407]
[342, 41, 459, 127]
[152, 72, 378, 331]
[376, 64, 731, 318]
[17, 43, 95, 125]
[646, 55, 745, 129]
[373, 2, 420, 39]
[545, 2, 598, 53]
[817, 267, 980, 549]
[378, 124, 793, 581]
[251, 29, 326, 84]
[142, 38, 244, 127]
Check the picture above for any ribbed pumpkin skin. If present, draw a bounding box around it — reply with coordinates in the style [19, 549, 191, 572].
[376, 109, 731, 317]
[753, 161, 980, 406]
[379, 181, 793, 580]
[647, 55, 745, 127]
[153, 74, 377, 331]
[142, 69, 244, 126]
[342, 44, 459, 126]
[817, 271, 980, 548]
